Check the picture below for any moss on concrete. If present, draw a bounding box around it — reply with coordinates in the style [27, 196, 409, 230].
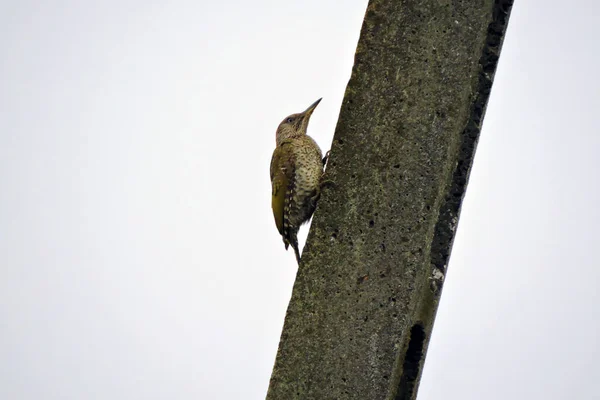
[267, 1, 514, 399]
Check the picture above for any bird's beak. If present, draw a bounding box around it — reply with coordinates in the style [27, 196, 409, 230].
[302, 98, 322, 118]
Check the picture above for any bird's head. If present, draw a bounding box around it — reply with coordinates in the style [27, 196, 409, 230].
[275, 98, 322, 146]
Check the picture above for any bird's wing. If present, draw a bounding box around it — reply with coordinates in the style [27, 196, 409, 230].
[270, 142, 295, 237]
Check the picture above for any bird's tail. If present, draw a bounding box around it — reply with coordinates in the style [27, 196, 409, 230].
[285, 232, 301, 265]
[291, 242, 301, 265]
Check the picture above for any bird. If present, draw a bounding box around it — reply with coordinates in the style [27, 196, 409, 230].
[270, 98, 330, 265]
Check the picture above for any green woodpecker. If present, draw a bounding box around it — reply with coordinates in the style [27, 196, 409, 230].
[270, 98, 328, 264]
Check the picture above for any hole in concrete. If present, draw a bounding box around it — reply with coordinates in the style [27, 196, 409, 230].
[394, 323, 425, 400]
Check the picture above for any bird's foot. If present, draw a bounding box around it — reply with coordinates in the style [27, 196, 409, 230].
[320, 179, 335, 190]
[322, 150, 331, 166]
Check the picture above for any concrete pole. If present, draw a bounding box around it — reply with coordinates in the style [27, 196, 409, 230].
[267, 1, 514, 399]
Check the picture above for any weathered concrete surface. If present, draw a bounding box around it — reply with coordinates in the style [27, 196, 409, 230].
[267, 1, 513, 399]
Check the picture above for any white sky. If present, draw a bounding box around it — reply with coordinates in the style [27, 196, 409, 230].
[1, 1, 599, 399]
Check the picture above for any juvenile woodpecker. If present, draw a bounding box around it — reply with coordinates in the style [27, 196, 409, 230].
[270, 98, 328, 264]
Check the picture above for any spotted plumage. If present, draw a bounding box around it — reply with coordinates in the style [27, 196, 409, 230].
[270, 98, 326, 264]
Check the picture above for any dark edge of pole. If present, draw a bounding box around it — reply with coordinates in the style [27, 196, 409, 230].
[391, 1, 515, 399]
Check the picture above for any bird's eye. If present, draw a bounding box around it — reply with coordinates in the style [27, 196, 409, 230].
[286, 117, 294, 123]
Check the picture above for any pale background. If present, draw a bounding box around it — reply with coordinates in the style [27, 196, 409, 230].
[1, 1, 599, 399]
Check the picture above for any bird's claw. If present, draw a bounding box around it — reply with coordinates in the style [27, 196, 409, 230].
[320, 179, 335, 189]
[322, 150, 331, 166]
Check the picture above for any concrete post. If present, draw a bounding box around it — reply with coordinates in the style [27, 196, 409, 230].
[267, 1, 513, 399]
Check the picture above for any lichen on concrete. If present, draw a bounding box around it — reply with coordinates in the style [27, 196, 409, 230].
[267, 1, 514, 399]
